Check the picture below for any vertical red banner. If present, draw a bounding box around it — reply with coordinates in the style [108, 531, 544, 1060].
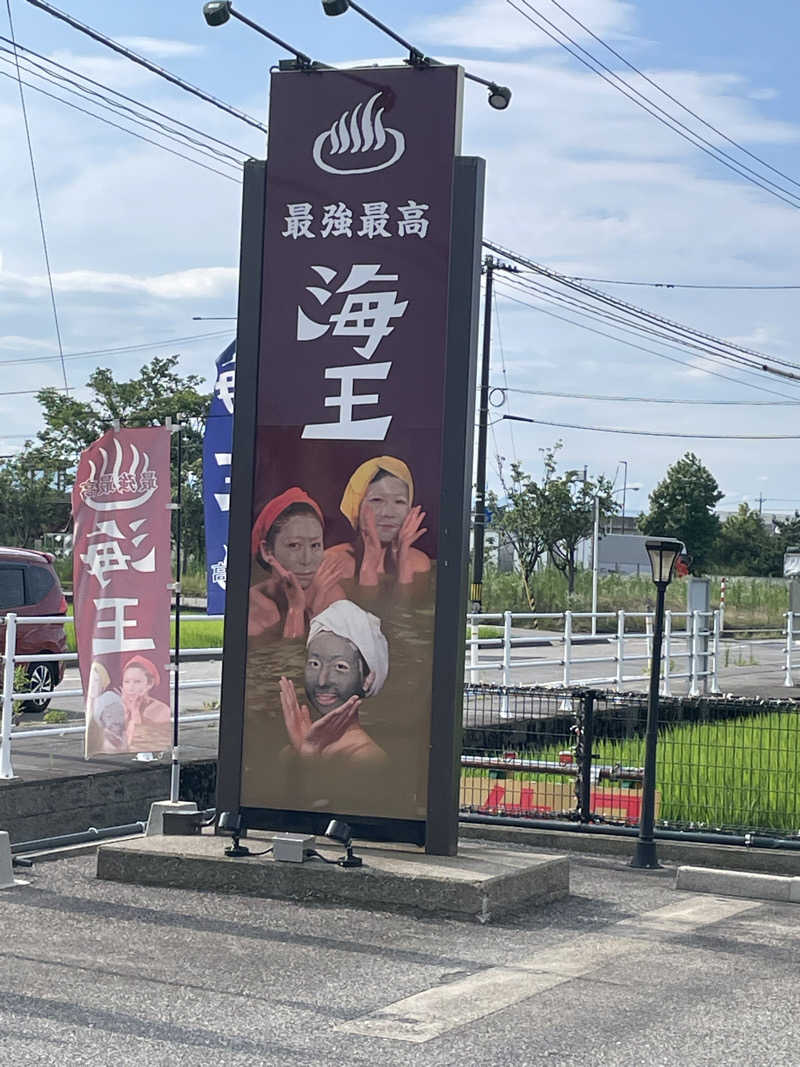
[71, 427, 172, 758]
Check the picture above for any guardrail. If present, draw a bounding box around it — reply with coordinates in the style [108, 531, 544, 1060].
[466, 608, 720, 698]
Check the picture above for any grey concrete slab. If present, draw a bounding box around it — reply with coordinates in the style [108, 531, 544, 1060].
[675, 864, 800, 902]
[96, 833, 569, 922]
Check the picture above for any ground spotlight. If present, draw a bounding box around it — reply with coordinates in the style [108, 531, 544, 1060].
[203, 0, 232, 27]
[218, 810, 250, 857]
[488, 83, 511, 110]
[324, 819, 363, 868]
[322, 0, 349, 14]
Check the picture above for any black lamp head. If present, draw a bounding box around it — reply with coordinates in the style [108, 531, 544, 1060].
[324, 818, 352, 845]
[322, 0, 350, 14]
[488, 83, 511, 110]
[217, 810, 243, 836]
[203, 0, 232, 27]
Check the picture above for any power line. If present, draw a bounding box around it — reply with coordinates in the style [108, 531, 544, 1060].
[565, 276, 800, 291]
[23, 0, 268, 134]
[0, 68, 242, 183]
[0, 33, 252, 159]
[500, 387, 800, 406]
[485, 238, 800, 380]
[0, 329, 233, 367]
[0, 49, 245, 169]
[490, 287, 517, 465]
[5, 0, 69, 394]
[505, 0, 800, 210]
[544, 0, 800, 195]
[493, 279, 800, 402]
[504, 413, 800, 440]
[498, 271, 800, 390]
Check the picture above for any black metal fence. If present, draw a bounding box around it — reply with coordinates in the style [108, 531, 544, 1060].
[461, 684, 800, 840]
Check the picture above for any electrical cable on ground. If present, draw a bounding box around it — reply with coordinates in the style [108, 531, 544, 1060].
[5, 0, 69, 394]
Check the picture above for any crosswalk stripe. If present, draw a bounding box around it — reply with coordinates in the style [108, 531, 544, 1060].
[336, 895, 760, 1044]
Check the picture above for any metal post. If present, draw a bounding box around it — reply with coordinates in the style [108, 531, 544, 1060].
[470, 257, 493, 611]
[577, 690, 594, 822]
[170, 424, 183, 803]
[469, 613, 479, 681]
[710, 608, 721, 694]
[631, 582, 666, 869]
[591, 495, 599, 635]
[501, 609, 512, 717]
[562, 610, 572, 687]
[688, 609, 701, 697]
[615, 610, 625, 688]
[785, 611, 794, 687]
[662, 610, 672, 696]
[620, 459, 628, 532]
[1, 614, 18, 780]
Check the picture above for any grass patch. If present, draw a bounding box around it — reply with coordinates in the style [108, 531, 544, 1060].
[487, 709, 800, 833]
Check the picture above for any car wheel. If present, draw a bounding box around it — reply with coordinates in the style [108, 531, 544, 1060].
[22, 662, 56, 712]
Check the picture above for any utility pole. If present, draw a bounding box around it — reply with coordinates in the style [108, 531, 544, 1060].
[471, 255, 518, 611]
[758, 493, 764, 515]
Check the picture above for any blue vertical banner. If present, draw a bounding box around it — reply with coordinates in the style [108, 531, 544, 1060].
[203, 340, 236, 614]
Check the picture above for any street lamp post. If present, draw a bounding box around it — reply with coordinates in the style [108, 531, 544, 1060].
[619, 460, 628, 534]
[631, 537, 685, 870]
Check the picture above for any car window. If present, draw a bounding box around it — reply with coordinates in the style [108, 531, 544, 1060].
[26, 564, 55, 605]
[0, 566, 25, 610]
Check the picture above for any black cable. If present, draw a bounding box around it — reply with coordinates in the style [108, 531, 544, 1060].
[501, 387, 800, 406]
[5, 0, 69, 394]
[0, 33, 252, 158]
[545, 0, 800, 194]
[0, 329, 233, 367]
[485, 238, 800, 376]
[493, 281, 800, 403]
[0, 49, 245, 169]
[565, 276, 800, 291]
[248, 845, 273, 857]
[306, 849, 338, 864]
[23, 0, 268, 134]
[504, 413, 800, 440]
[506, 0, 800, 210]
[0, 69, 242, 183]
[499, 272, 800, 387]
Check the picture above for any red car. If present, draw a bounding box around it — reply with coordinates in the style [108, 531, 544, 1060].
[0, 548, 68, 711]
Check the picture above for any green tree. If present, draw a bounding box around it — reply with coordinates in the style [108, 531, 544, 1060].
[488, 463, 548, 608]
[0, 452, 70, 547]
[487, 443, 617, 600]
[32, 357, 211, 569]
[537, 445, 616, 594]
[713, 503, 781, 576]
[639, 452, 723, 574]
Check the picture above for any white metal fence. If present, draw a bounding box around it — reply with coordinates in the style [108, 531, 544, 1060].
[4, 605, 800, 780]
[0, 611, 222, 780]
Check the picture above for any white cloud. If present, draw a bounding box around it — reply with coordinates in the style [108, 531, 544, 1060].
[417, 0, 637, 52]
[117, 37, 205, 59]
[0, 266, 237, 300]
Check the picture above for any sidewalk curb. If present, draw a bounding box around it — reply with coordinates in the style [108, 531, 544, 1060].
[676, 865, 800, 903]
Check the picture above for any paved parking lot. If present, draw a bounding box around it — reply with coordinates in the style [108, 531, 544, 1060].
[2, 845, 800, 1065]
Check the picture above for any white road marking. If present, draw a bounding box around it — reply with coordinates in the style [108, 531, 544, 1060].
[336, 895, 760, 1044]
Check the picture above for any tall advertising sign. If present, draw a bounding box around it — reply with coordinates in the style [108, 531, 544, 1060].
[218, 65, 484, 853]
[72, 427, 172, 758]
[203, 340, 236, 614]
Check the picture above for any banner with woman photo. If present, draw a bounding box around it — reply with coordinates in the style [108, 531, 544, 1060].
[71, 427, 172, 758]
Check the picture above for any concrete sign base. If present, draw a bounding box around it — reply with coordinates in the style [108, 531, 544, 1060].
[96, 832, 568, 923]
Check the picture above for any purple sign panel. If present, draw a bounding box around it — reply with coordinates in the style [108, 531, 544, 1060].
[240, 65, 463, 824]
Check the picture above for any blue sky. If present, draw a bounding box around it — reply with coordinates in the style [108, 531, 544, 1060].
[3, 0, 800, 517]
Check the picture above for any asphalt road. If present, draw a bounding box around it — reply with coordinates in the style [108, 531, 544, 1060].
[2, 846, 800, 1065]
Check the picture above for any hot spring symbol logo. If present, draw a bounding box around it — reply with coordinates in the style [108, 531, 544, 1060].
[312, 91, 405, 175]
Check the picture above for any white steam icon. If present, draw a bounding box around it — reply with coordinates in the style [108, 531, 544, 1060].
[312, 92, 405, 175]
